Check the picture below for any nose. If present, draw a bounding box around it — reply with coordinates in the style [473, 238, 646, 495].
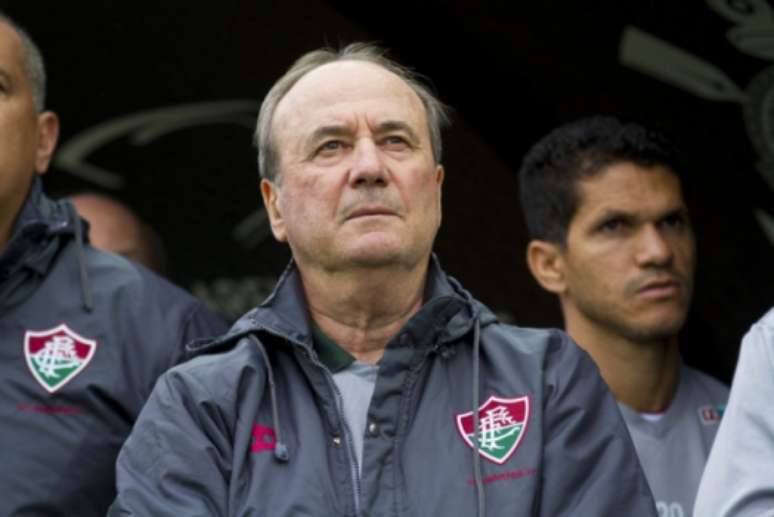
[349, 138, 387, 187]
[635, 224, 673, 268]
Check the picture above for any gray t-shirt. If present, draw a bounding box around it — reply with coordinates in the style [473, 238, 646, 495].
[312, 326, 378, 473]
[618, 365, 728, 517]
[332, 361, 378, 472]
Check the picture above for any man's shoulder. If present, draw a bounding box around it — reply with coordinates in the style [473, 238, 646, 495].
[754, 306, 774, 331]
[481, 322, 595, 377]
[80, 245, 194, 304]
[83, 245, 222, 321]
[160, 333, 268, 404]
[484, 322, 579, 356]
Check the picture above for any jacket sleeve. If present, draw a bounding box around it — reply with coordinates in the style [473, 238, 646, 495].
[539, 330, 657, 516]
[693, 309, 774, 517]
[108, 367, 232, 516]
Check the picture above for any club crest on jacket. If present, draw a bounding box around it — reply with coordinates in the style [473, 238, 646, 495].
[456, 395, 530, 465]
[24, 324, 97, 394]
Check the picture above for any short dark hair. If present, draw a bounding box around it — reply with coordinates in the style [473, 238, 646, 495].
[518, 115, 681, 244]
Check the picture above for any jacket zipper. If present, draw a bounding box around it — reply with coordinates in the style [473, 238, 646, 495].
[325, 372, 363, 516]
[297, 344, 363, 516]
[250, 323, 472, 516]
[247, 327, 363, 516]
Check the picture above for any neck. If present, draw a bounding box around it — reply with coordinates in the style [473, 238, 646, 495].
[0, 201, 23, 254]
[0, 179, 35, 254]
[564, 310, 681, 412]
[301, 261, 429, 365]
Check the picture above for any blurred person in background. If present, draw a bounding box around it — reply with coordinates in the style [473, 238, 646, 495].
[69, 192, 167, 275]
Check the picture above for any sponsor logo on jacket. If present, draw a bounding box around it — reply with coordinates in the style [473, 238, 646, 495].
[251, 424, 277, 453]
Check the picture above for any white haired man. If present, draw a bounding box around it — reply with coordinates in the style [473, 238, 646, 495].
[110, 44, 656, 516]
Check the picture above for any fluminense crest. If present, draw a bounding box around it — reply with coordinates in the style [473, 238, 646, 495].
[24, 324, 97, 394]
[456, 395, 530, 465]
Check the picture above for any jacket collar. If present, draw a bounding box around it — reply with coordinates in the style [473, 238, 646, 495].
[0, 178, 79, 278]
[201, 255, 496, 356]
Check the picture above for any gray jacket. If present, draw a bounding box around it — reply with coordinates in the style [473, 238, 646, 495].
[111, 259, 656, 516]
[0, 180, 227, 516]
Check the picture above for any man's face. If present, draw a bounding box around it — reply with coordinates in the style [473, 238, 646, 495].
[261, 61, 443, 273]
[0, 22, 57, 238]
[558, 162, 695, 343]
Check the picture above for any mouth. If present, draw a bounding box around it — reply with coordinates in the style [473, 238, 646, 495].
[346, 206, 398, 220]
[636, 278, 682, 299]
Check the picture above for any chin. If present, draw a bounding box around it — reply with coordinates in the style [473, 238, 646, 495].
[626, 316, 686, 343]
[347, 248, 404, 268]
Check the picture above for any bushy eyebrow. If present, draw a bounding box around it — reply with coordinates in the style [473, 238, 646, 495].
[373, 120, 420, 144]
[305, 120, 421, 150]
[307, 125, 351, 147]
[591, 205, 688, 228]
[592, 210, 635, 226]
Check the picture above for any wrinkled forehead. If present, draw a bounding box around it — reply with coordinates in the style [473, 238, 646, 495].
[272, 61, 430, 148]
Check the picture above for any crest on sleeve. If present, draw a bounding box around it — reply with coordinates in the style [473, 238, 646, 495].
[698, 404, 725, 425]
[456, 395, 530, 465]
[24, 324, 98, 394]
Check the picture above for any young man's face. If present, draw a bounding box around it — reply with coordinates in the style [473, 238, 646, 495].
[558, 162, 696, 343]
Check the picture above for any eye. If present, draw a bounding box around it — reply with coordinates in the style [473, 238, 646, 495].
[659, 213, 687, 231]
[598, 217, 626, 233]
[316, 140, 345, 157]
[381, 135, 410, 151]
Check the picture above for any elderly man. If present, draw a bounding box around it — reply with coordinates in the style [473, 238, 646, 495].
[0, 12, 226, 516]
[519, 116, 729, 517]
[111, 45, 655, 516]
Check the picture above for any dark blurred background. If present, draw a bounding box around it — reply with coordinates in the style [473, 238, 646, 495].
[5, 0, 774, 382]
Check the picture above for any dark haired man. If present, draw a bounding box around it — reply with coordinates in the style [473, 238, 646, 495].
[520, 116, 728, 517]
[0, 12, 226, 516]
[110, 47, 655, 516]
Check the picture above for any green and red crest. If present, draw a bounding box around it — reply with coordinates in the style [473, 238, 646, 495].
[456, 395, 530, 465]
[24, 324, 97, 394]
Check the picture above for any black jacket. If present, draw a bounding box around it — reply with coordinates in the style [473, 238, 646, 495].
[0, 180, 227, 516]
[111, 259, 656, 516]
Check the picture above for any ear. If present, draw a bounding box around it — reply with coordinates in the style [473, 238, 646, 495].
[34, 111, 59, 175]
[434, 164, 444, 186]
[526, 240, 567, 295]
[260, 178, 287, 242]
[434, 164, 444, 220]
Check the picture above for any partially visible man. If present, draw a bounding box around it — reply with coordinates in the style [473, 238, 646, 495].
[69, 192, 167, 274]
[110, 45, 655, 516]
[0, 12, 226, 516]
[519, 116, 728, 517]
[694, 306, 774, 516]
